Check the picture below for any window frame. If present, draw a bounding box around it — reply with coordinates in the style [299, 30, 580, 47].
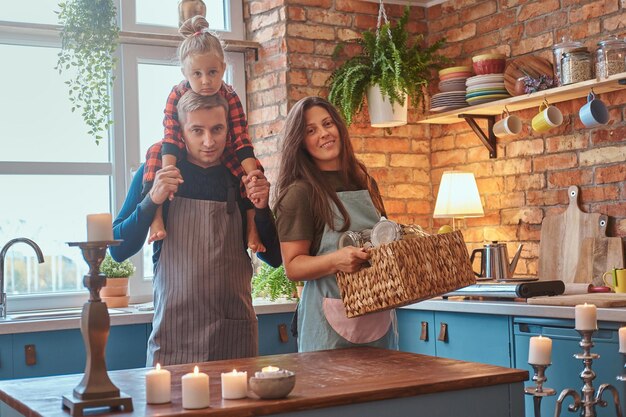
[0, 0, 248, 312]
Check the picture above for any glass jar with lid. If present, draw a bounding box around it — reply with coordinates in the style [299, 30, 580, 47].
[552, 37, 584, 85]
[561, 47, 592, 85]
[596, 37, 626, 80]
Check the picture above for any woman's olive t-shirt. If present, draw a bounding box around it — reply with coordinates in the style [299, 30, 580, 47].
[275, 171, 384, 255]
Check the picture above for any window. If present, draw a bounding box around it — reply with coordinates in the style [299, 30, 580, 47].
[0, 0, 246, 312]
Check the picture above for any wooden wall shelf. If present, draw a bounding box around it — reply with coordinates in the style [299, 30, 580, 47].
[419, 72, 626, 125]
[418, 72, 626, 158]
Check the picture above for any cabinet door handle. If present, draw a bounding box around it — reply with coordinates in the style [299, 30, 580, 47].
[24, 344, 37, 366]
[420, 321, 428, 341]
[438, 322, 448, 342]
[278, 323, 289, 343]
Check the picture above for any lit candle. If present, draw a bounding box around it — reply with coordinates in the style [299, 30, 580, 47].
[86, 213, 113, 241]
[145, 363, 171, 404]
[619, 327, 626, 353]
[575, 303, 597, 330]
[261, 366, 279, 373]
[528, 336, 552, 365]
[182, 366, 210, 409]
[221, 369, 248, 399]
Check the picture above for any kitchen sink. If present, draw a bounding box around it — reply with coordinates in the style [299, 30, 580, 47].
[4, 307, 127, 321]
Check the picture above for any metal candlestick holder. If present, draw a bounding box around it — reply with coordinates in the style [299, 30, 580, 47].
[554, 329, 623, 417]
[525, 363, 556, 417]
[62, 240, 133, 416]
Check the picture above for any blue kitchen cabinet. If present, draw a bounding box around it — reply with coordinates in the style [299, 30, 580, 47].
[11, 324, 149, 379]
[514, 317, 626, 417]
[398, 309, 513, 367]
[258, 312, 297, 355]
[397, 309, 436, 356]
[0, 335, 13, 380]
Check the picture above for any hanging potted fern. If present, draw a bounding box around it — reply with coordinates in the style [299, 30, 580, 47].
[56, 0, 119, 144]
[328, 4, 449, 127]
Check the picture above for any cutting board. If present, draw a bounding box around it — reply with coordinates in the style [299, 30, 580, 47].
[528, 293, 626, 307]
[575, 216, 625, 285]
[503, 55, 554, 96]
[538, 186, 604, 283]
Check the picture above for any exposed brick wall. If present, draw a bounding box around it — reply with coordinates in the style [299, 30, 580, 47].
[428, 0, 626, 276]
[244, 0, 626, 277]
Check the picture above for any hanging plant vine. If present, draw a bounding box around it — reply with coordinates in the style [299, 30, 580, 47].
[56, 0, 119, 144]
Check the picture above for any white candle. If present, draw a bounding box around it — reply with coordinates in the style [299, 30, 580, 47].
[575, 303, 597, 330]
[221, 369, 247, 399]
[86, 213, 113, 241]
[145, 363, 171, 404]
[261, 366, 279, 373]
[182, 366, 210, 409]
[619, 327, 626, 353]
[528, 336, 552, 365]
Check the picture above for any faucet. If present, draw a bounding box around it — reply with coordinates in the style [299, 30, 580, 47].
[0, 238, 44, 319]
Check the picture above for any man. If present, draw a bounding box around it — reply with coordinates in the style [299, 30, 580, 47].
[110, 91, 281, 366]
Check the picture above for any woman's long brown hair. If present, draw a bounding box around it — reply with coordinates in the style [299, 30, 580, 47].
[274, 96, 385, 232]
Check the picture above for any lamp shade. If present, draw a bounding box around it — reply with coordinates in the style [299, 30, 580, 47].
[433, 171, 484, 218]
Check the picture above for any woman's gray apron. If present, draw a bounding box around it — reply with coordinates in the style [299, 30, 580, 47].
[147, 193, 257, 366]
[297, 190, 397, 352]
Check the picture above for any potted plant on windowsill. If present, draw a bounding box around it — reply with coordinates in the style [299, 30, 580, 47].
[99, 254, 135, 308]
[328, 5, 449, 127]
[56, 0, 119, 144]
[252, 264, 297, 302]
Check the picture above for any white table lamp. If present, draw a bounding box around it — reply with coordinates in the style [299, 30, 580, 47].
[433, 171, 484, 230]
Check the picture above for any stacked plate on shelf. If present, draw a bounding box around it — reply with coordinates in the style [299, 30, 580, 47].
[465, 74, 510, 105]
[431, 66, 472, 112]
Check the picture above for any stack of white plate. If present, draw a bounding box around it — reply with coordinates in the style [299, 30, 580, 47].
[465, 74, 510, 105]
[430, 91, 468, 112]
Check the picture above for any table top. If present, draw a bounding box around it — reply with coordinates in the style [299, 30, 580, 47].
[0, 347, 528, 417]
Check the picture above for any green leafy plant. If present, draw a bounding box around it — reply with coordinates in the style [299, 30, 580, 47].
[252, 264, 296, 301]
[100, 254, 135, 278]
[328, 6, 449, 125]
[56, 0, 119, 144]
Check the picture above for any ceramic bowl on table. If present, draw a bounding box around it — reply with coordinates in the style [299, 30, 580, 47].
[249, 370, 296, 399]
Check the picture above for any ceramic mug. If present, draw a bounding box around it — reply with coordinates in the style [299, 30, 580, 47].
[579, 92, 609, 128]
[493, 111, 522, 138]
[602, 268, 626, 293]
[532, 102, 563, 133]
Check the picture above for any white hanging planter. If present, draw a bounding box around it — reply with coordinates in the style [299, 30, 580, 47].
[366, 84, 408, 128]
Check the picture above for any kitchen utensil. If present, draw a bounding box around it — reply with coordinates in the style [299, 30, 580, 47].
[446, 280, 564, 298]
[527, 293, 626, 308]
[503, 56, 554, 96]
[532, 101, 563, 132]
[579, 91, 609, 127]
[470, 241, 523, 280]
[573, 213, 625, 285]
[538, 185, 605, 283]
[602, 268, 626, 293]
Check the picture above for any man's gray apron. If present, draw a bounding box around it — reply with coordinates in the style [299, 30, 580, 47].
[147, 190, 257, 366]
[297, 189, 398, 352]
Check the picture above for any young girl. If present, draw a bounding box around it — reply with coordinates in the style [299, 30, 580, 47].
[273, 96, 397, 352]
[143, 16, 264, 252]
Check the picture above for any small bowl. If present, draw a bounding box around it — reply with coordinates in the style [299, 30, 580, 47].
[473, 59, 506, 75]
[472, 53, 506, 62]
[438, 66, 472, 76]
[249, 372, 296, 399]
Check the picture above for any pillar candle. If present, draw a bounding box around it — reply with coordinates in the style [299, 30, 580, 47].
[528, 336, 552, 365]
[86, 213, 113, 241]
[619, 327, 626, 353]
[221, 369, 247, 399]
[145, 363, 171, 404]
[575, 303, 597, 330]
[182, 366, 210, 409]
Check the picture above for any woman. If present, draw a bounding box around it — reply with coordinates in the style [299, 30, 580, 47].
[274, 96, 397, 352]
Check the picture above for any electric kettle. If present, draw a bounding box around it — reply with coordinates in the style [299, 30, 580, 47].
[470, 242, 524, 280]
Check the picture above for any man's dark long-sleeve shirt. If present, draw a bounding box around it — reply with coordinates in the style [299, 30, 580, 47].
[111, 161, 281, 268]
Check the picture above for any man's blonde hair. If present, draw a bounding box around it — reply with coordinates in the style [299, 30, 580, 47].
[177, 90, 229, 124]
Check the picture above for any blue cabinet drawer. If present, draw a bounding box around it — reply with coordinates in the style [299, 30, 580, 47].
[0, 335, 13, 380]
[397, 309, 435, 356]
[258, 312, 297, 356]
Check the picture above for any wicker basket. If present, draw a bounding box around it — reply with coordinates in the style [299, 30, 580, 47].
[336, 230, 476, 318]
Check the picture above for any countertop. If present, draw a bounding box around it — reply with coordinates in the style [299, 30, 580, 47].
[0, 347, 527, 417]
[2, 296, 625, 335]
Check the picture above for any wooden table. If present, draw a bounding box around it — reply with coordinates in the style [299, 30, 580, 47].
[0, 347, 528, 417]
